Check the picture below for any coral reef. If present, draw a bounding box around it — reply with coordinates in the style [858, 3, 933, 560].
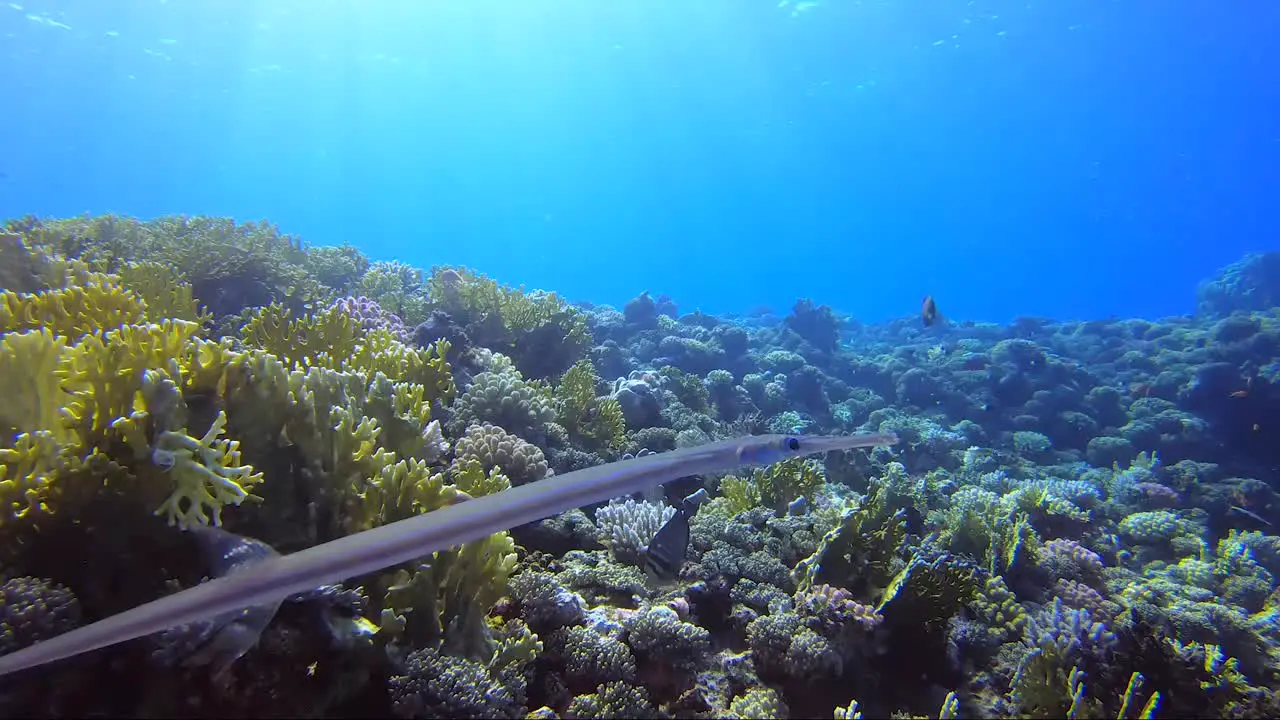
[3, 213, 1280, 719]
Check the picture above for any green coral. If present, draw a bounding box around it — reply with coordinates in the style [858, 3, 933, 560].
[834, 699, 864, 719]
[356, 259, 430, 326]
[11, 214, 326, 317]
[453, 423, 549, 486]
[1, 270, 147, 338]
[152, 410, 264, 528]
[389, 646, 524, 719]
[554, 624, 636, 690]
[565, 680, 655, 719]
[1119, 511, 1201, 547]
[0, 230, 48, 293]
[793, 487, 907, 604]
[305, 244, 370, 295]
[658, 365, 711, 412]
[555, 360, 627, 453]
[242, 302, 454, 396]
[969, 575, 1028, 644]
[728, 686, 789, 719]
[720, 456, 825, 517]
[449, 365, 557, 441]
[622, 604, 711, 670]
[930, 486, 1040, 575]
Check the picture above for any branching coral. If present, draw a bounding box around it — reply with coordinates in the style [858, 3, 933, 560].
[720, 456, 825, 517]
[0, 328, 75, 446]
[0, 431, 65, 525]
[152, 410, 264, 528]
[426, 267, 590, 348]
[0, 313, 265, 532]
[929, 486, 1040, 575]
[241, 302, 455, 398]
[793, 488, 908, 604]
[556, 360, 628, 453]
[969, 575, 1029, 644]
[382, 523, 520, 661]
[116, 261, 212, 326]
[1004, 597, 1120, 718]
[13, 214, 326, 317]
[1, 273, 147, 338]
[355, 259, 430, 327]
[595, 499, 675, 564]
[425, 266, 591, 378]
[59, 320, 200, 450]
[373, 461, 520, 660]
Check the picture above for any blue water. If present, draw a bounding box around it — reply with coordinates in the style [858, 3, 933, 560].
[2, 0, 1276, 323]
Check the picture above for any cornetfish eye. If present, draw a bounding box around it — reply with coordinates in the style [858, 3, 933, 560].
[784, 436, 801, 452]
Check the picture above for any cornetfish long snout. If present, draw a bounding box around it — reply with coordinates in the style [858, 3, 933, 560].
[0, 431, 897, 678]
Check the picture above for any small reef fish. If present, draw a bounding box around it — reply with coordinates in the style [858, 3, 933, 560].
[641, 489, 710, 581]
[152, 526, 378, 677]
[0, 431, 897, 678]
[922, 295, 940, 327]
[152, 526, 285, 678]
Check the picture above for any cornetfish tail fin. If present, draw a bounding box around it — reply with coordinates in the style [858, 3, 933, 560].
[0, 431, 897, 678]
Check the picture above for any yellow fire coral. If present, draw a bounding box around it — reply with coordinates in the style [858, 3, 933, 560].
[116, 261, 212, 326]
[426, 266, 591, 349]
[0, 328, 75, 446]
[0, 293, 262, 531]
[242, 303, 361, 369]
[0, 431, 65, 525]
[0, 274, 147, 339]
[152, 410, 264, 529]
[59, 319, 199, 450]
[241, 303, 455, 400]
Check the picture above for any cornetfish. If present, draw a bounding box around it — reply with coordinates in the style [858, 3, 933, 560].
[0, 431, 897, 677]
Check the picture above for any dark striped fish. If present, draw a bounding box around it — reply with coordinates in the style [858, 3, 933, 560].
[641, 489, 709, 581]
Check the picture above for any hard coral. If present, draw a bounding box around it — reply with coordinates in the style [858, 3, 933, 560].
[15, 214, 325, 318]
[719, 456, 824, 517]
[556, 360, 628, 453]
[426, 266, 591, 380]
[449, 366, 557, 442]
[330, 294, 413, 343]
[454, 422, 550, 486]
[0, 316, 264, 531]
[1, 271, 146, 338]
[390, 646, 524, 719]
[242, 302, 455, 397]
[0, 576, 82, 656]
[594, 498, 675, 565]
[152, 410, 264, 529]
[382, 521, 519, 661]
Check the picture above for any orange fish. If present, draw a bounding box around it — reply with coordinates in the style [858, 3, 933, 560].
[921, 295, 939, 327]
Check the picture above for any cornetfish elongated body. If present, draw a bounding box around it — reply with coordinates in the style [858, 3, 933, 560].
[0, 432, 897, 677]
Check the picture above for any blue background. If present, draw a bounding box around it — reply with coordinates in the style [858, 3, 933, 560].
[2, 0, 1276, 322]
